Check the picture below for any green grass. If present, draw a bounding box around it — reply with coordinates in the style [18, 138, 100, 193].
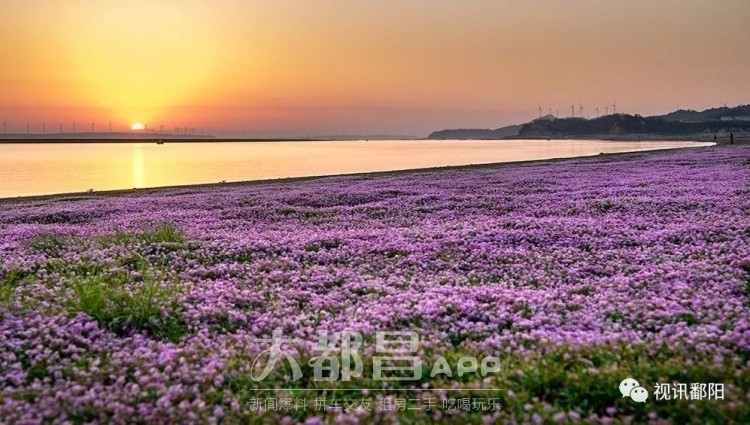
[100, 222, 185, 247]
[138, 222, 185, 244]
[739, 262, 750, 306]
[98, 228, 135, 247]
[0, 269, 27, 304]
[218, 344, 749, 423]
[592, 199, 614, 213]
[305, 239, 341, 252]
[25, 233, 75, 256]
[3, 223, 190, 340]
[68, 270, 186, 342]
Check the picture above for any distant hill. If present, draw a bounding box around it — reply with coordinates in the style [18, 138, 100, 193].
[427, 104, 750, 139]
[518, 114, 750, 137]
[427, 123, 523, 140]
[655, 105, 750, 122]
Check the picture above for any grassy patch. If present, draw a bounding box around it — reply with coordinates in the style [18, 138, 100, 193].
[605, 311, 625, 323]
[100, 222, 185, 247]
[139, 222, 185, 245]
[305, 239, 342, 252]
[739, 262, 750, 306]
[383, 248, 409, 259]
[98, 228, 135, 247]
[673, 312, 697, 326]
[591, 199, 614, 213]
[0, 269, 27, 304]
[218, 344, 748, 423]
[25, 233, 75, 256]
[742, 278, 750, 297]
[501, 345, 748, 423]
[68, 270, 186, 342]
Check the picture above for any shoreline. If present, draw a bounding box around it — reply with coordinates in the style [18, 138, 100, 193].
[1, 141, 725, 204]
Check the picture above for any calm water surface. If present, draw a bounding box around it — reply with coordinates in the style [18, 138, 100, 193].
[0, 139, 712, 197]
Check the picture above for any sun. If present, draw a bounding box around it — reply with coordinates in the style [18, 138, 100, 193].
[131, 123, 145, 131]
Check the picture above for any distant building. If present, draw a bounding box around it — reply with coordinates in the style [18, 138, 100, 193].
[734, 116, 750, 121]
[720, 116, 734, 121]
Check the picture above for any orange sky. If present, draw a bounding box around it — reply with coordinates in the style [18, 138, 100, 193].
[1, 0, 749, 137]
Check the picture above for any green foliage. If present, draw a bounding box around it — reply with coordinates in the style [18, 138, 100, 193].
[502, 345, 747, 423]
[68, 270, 186, 342]
[25, 233, 74, 256]
[674, 313, 697, 326]
[384, 248, 409, 259]
[98, 228, 135, 247]
[218, 344, 749, 423]
[138, 222, 185, 245]
[100, 222, 185, 247]
[305, 239, 341, 252]
[277, 207, 297, 216]
[0, 269, 27, 303]
[605, 311, 625, 323]
[26, 360, 50, 381]
[592, 199, 614, 213]
[69, 406, 98, 424]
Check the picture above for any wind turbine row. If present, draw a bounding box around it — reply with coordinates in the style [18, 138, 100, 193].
[0, 122, 113, 134]
[0, 122, 207, 136]
[536, 101, 618, 119]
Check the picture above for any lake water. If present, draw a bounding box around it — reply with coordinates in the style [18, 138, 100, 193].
[0, 139, 712, 198]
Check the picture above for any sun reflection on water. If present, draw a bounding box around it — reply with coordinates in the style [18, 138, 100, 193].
[132, 144, 144, 188]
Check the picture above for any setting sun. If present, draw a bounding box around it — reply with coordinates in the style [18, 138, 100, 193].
[131, 123, 145, 131]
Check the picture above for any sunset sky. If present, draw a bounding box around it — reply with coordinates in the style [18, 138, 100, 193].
[1, 0, 749, 137]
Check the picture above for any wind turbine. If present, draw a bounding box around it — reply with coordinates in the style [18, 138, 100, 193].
[595, 106, 600, 118]
[611, 101, 617, 115]
[73, 123, 76, 134]
[578, 102, 584, 119]
[537, 104, 542, 118]
[92, 123, 95, 133]
[2, 122, 5, 135]
[59, 124, 63, 134]
[570, 102, 575, 118]
[109, 122, 112, 133]
[721, 101, 728, 108]
[605, 105, 609, 115]
[42, 123, 45, 135]
[26, 123, 29, 135]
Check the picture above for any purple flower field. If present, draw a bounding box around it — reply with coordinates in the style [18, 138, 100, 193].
[1, 145, 749, 423]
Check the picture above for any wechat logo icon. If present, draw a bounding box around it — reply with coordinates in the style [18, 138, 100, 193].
[619, 378, 648, 403]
